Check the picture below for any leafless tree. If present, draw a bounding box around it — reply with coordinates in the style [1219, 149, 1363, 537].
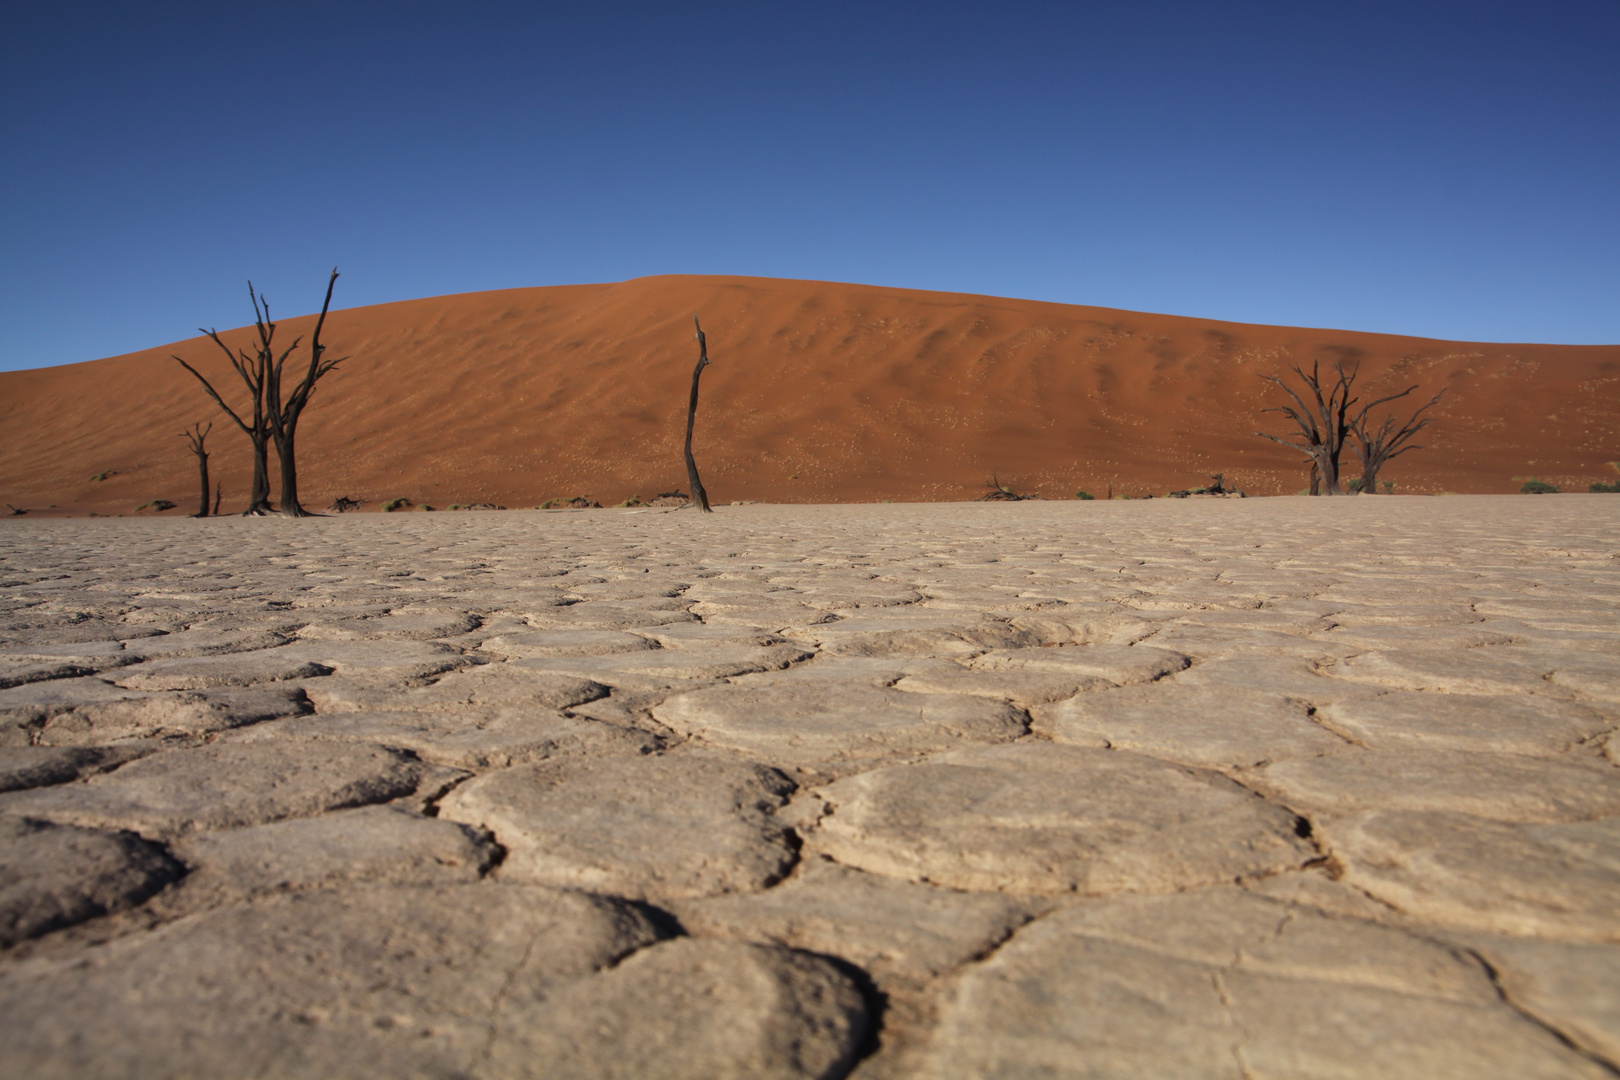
[685, 315, 714, 512]
[173, 285, 279, 515]
[173, 271, 346, 517]
[264, 269, 346, 517]
[180, 422, 212, 517]
[1350, 386, 1444, 493]
[1255, 360, 1360, 495]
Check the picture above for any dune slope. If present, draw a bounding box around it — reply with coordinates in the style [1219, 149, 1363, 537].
[1, 275, 1615, 513]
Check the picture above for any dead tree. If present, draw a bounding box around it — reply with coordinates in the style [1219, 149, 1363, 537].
[1255, 360, 1360, 495]
[264, 269, 346, 517]
[180, 422, 212, 517]
[684, 315, 714, 512]
[173, 284, 280, 515]
[1350, 386, 1444, 493]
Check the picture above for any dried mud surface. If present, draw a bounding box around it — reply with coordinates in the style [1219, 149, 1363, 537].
[1, 496, 1617, 1078]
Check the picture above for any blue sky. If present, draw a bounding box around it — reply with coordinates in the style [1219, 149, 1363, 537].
[2, 1, 1616, 371]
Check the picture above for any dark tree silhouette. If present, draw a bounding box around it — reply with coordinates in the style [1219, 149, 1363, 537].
[685, 315, 714, 512]
[1350, 386, 1444, 494]
[180, 422, 212, 517]
[173, 285, 279, 515]
[174, 271, 347, 517]
[265, 269, 346, 517]
[1255, 361, 1358, 495]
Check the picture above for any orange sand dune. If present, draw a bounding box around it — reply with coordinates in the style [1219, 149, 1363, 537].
[2, 275, 1616, 515]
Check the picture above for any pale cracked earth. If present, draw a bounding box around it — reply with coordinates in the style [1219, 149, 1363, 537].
[1, 496, 1617, 1080]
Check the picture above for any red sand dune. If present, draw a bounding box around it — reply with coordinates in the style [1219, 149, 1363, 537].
[2, 275, 1616, 515]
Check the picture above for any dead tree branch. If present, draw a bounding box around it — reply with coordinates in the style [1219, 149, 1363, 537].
[685, 315, 714, 512]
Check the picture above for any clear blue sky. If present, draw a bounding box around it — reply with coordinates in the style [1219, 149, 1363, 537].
[3, 1, 1616, 372]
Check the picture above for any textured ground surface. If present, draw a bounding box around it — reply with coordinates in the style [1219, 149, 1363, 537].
[1, 496, 1616, 1079]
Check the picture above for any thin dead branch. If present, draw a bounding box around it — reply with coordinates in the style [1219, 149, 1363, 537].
[685, 315, 713, 512]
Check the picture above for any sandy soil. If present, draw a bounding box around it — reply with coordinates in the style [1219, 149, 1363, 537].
[0, 496, 1616, 1077]
[1, 275, 1616, 517]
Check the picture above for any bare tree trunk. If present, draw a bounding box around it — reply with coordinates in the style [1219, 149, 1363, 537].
[181, 422, 212, 517]
[197, 452, 210, 517]
[685, 315, 713, 513]
[1317, 444, 1343, 495]
[1309, 461, 1320, 496]
[277, 428, 301, 517]
[213, 482, 222, 516]
[249, 434, 273, 514]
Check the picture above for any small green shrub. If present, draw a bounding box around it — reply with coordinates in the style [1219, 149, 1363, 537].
[1590, 481, 1620, 493]
[1381, 480, 1394, 494]
[1520, 480, 1559, 495]
[382, 497, 411, 512]
[1075, 490, 1095, 501]
[419, 504, 436, 511]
